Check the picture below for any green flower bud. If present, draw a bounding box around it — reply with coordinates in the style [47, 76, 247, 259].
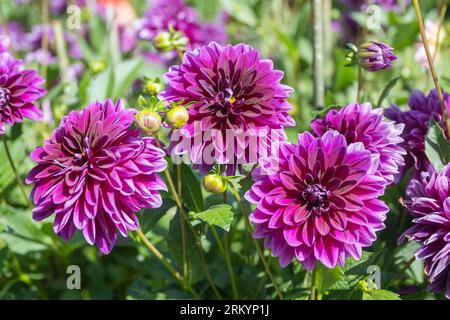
[145, 79, 163, 95]
[154, 31, 173, 52]
[89, 60, 106, 74]
[203, 174, 228, 194]
[135, 110, 161, 136]
[166, 106, 189, 129]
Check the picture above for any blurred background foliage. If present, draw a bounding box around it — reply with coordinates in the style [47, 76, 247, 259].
[0, 0, 449, 300]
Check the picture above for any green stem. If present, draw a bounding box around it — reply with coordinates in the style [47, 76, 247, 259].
[210, 226, 239, 299]
[176, 164, 189, 285]
[412, 0, 450, 136]
[229, 185, 284, 300]
[155, 136, 222, 299]
[309, 266, 317, 300]
[312, 0, 325, 109]
[136, 229, 199, 299]
[356, 64, 363, 103]
[2, 136, 31, 206]
[432, 0, 447, 64]
[40, 0, 49, 84]
[387, 256, 416, 288]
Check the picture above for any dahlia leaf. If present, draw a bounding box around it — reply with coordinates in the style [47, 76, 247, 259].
[179, 164, 204, 212]
[190, 204, 234, 232]
[425, 119, 450, 170]
[377, 76, 401, 107]
[88, 67, 115, 102]
[112, 58, 144, 100]
[362, 289, 401, 300]
[315, 263, 345, 294]
[139, 199, 176, 234]
[0, 205, 53, 254]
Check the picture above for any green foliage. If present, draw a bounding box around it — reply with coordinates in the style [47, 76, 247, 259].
[425, 119, 450, 170]
[190, 204, 234, 231]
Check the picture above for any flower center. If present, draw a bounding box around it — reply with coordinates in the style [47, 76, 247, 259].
[73, 136, 92, 165]
[302, 184, 330, 213]
[0, 87, 11, 110]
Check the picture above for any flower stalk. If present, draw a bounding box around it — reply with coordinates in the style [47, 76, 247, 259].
[412, 0, 450, 135]
[229, 184, 284, 300]
[2, 136, 31, 207]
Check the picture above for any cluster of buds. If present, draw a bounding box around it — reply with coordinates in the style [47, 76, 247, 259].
[135, 95, 190, 136]
[154, 25, 188, 53]
[345, 41, 397, 72]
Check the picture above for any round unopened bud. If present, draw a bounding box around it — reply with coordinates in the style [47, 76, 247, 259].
[89, 60, 106, 74]
[203, 174, 227, 193]
[154, 31, 173, 52]
[135, 110, 161, 136]
[166, 106, 189, 129]
[145, 80, 162, 95]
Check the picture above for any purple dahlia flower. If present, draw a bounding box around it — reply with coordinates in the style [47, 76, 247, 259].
[26, 100, 167, 254]
[385, 89, 449, 178]
[359, 41, 397, 72]
[0, 52, 46, 134]
[137, 0, 227, 52]
[400, 165, 450, 299]
[245, 130, 389, 269]
[311, 103, 406, 185]
[161, 42, 295, 175]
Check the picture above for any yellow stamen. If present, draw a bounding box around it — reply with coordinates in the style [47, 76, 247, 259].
[229, 96, 236, 104]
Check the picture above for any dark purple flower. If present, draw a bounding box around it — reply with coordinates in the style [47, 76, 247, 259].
[311, 103, 406, 185]
[161, 42, 295, 175]
[400, 165, 450, 299]
[245, 130, 389, 269]
[0, 52, 46, 134]
[359, 41, 397, 71]
[26, 100, 167, 254]
[137, 0, 227, 54]
[385, 89, 449, 178]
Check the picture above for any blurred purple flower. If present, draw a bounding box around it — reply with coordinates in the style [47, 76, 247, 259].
[137, 0, 227, 54]
[359, 41, 397, 71]
[385, 90, 449, 179]
[25, 24, 82, 65]
[0, 22, 30, 52]
[311, 103, 406, 185]
[26, 100, 167, 254]
[245, 130, 389, 269]
[0, 52, 46, 134]
[400, 165, 450, 299]
[161, 42, 295, 175]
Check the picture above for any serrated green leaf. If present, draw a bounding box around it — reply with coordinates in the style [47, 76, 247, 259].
[362, 289, 401, 300]
[425, 119, 450, 170]
[190, 204, 234, 232]
[377, 76, 401, 107]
